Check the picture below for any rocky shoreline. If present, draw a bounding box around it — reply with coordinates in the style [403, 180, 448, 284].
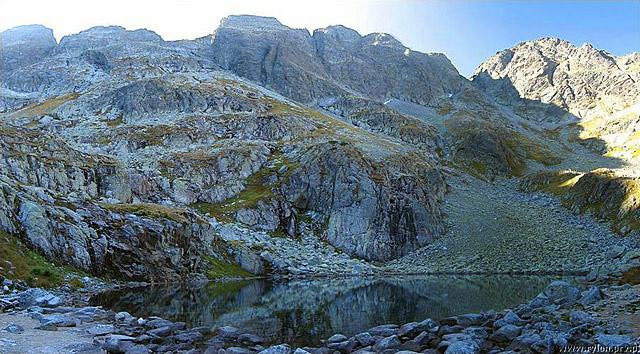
[1, 274, 639, 354]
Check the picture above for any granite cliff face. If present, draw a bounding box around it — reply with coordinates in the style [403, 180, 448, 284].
[211, 16, 466, 105]
[0, 16, 638, 281]
[473, 37, 639, 122]
[473, 37, 640, 160]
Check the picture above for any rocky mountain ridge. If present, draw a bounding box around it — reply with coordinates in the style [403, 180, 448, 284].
[0, 15, 638, 283]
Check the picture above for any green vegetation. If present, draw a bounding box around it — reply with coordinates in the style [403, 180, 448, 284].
[520, 169, 640, 235]
[106, 115, 124, 127]
[470, 160, 488, 175]
[204, 278, 252, 296]
[620, 266, 640, 285]
[205, 256, 251, 279]
[444, 112, 561, 178]
[191, 152, 299, 223]
[68, 277, 85, 289]
[436, 102, 453, 116]
[101, 203, 193, 224]
[518, 170, 583, 196]
[0, 231, 82, 288]
[54, 199, 78, 211]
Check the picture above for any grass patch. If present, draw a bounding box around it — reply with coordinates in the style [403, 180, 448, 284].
[101, 203, 193, 224]
[620, 266, 640, 285]
[68, 277, 85, 289]
[9, 93, 80, 119]
[190, 152, 299, 223]
[0, 231, 81, 288]
[106, 115, 124, 127]
[205, 256, 251, 279]
[436, 103, 453, 116]
[518, 170, 583, 196]
[54, 199, 78, 211]
[204, 279, 252, 296]
[519, 169, 640, 235]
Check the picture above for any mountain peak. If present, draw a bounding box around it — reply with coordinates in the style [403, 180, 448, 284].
[1, 24, 56, 47]
[314, 25, 361, 42]
[218, 15, 287, 31]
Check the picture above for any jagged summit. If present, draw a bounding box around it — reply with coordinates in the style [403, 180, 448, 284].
[472, 35, 639, 122]
[313, 25, 362, 42]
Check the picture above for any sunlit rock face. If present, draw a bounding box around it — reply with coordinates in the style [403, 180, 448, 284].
[473, 37, 640, 122]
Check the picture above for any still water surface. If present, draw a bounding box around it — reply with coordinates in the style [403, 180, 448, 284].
[91, 275, 565, 346]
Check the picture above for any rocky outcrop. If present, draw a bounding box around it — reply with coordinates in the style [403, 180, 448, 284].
[0, 123, 263, 281]
[92, 78, 264, 120]
[443, 111, 561, 178]
[519, 169, 640, 236]
[281, 142, 447, 261]
[320, 96, 444, 151]
[211, 15, 467, 105]
[473, 37, 639, 123]
[0, 25, 56, 71]
[312, 25, 465, 105]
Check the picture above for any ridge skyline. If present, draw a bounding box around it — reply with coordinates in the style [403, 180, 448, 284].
[2, 14, 638, 80]
[2, 0, 638, 77]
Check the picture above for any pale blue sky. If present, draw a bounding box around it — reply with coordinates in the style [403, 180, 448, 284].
[1, 0, 639, 77]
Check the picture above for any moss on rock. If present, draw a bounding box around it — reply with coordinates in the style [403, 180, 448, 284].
[519, 169, 640, 235]
[0, 231, 83, 288]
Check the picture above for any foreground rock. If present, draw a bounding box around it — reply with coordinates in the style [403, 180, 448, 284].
[196, 281, 639, 354]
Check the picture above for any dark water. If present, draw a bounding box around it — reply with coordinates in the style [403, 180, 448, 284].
[91, 275, 565, 346]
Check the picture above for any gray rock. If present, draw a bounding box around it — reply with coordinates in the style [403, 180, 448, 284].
[596, 334, 632, 347]
[579, 286, 604, 306]
[16, 288, 56, 307]
[238, 333, 264, 345]
[328, 339, 357, 352]
[494, 310, 525, 327]
[258, 344, 292, 354]
[174, 330, 204, 343]
[542, 281, 580, 306]
[455, 314, 484, 327]
[144, 318, 173, 329]
[444, 340, 479, 354]
[373, 335, 401, 351]
[510, 331, 542, 350]
[115, 311, 135, 323]
[355, 332, 376, 347]
[86, 324, 115, 335]
[123, 344, 150, 354]
[569, 310, 594, 326]
[327, 334, 348, 343]
[147, 325, 172, 337]
[227, 347, 254, 354]
[3, 324, 24, 334]
[368, 324, 398, 337]
[398, 318, 437, 337]
[490, 324, 521, 342]
[103, 334, 136, 353]
[217, 325, 243, 340]
[473, 37, 640, 124]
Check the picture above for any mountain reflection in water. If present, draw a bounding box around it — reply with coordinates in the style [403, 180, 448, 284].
[91, 275, 565, 346]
